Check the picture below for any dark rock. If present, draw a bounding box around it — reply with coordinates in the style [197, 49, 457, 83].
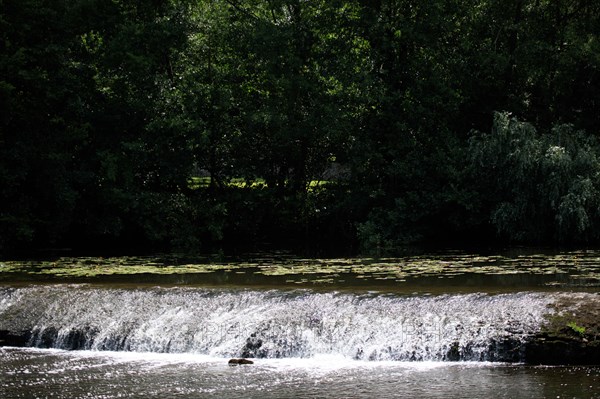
[228, 358, 254, 365]
[241, 333, 264, 358]
[445, 342, 460, 361]
[524, 334, 600, 365]
[96, 334, 130, 351]
[61, 327, 99, 350]
[487, 338, 525, 362]
[0, 330, 31, 347]
[31, 327, 59, 348]
[524, 295, 600, 365]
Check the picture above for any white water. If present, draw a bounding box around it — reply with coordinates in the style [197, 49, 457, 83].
[0, 286, 565, 361]
[2, 347, 599, 399]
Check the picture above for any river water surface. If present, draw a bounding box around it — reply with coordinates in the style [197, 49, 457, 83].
[1, 348, 598, 399]
[1, 250, 599, 398]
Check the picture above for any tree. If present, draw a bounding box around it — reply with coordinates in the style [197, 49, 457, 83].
[470, 112, 600, 243]
[0, 0, 97, 250]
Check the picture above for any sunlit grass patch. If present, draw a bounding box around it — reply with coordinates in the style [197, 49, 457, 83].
[187, 176, 211, 189]
[187, 176, 329, 190]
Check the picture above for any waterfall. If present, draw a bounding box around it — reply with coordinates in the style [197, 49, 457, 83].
[0, 285, 565, 361]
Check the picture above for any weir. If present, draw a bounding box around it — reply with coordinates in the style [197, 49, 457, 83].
[0, 285, 579, 362]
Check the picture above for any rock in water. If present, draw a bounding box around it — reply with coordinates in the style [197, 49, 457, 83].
[228, 358, 254, 365]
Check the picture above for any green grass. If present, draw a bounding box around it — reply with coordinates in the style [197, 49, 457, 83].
[187, 176, 211, 189]
[567, 321, 586, 336]
[187, 176, 329, 190]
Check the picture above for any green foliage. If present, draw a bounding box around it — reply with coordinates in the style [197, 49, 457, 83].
[1, 0, 599, 255]
[470, 112, 600, 243]
[567, 321, 586, 336]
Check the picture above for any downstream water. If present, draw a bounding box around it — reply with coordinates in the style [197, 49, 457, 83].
[1, 250, 599, 398]
[1, 348, 598, 399]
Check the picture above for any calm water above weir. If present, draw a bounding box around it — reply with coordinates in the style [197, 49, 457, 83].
[1, 249, 599, 398]
[2, 248, 600, 292]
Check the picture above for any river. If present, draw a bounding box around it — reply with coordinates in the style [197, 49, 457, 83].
[1, 250, 599, 398]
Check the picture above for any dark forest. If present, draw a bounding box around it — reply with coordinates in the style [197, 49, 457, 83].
[1, 0, 600, 255]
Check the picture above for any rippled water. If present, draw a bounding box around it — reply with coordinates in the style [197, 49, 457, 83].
[1, 251, 600, 398]
[2, 249, 600, 292]
[1, 348, 599, 399]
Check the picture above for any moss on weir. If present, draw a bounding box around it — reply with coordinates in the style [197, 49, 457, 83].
[525, 294, 600, 365]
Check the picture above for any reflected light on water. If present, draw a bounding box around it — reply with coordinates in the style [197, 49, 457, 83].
[1, 348, 599, 399]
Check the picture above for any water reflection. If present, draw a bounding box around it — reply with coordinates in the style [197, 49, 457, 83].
[1, 249, 600, 292]
[1, 348, 598, 399]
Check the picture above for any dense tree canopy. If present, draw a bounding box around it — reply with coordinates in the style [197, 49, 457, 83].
[1, 0, 599, 255]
